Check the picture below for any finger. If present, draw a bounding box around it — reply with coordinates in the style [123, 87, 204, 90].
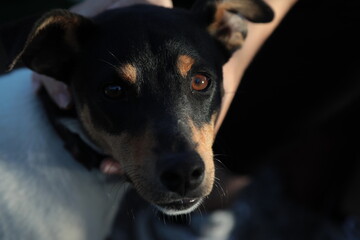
[147, 0, 173, 8]
[42, 78, 72, 109]
[108, 0, 173, 9]
[32, 72, 72, 109]
[100, 158, 123, 175]
[70, 0, 114, 17]
[70, 0, 173, 17]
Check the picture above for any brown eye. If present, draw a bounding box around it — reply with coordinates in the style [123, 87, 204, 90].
[104, 84, 123, 99]
[191, 74, 210, 91]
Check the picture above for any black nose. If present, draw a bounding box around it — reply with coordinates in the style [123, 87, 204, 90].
[159, 154, 205, 196]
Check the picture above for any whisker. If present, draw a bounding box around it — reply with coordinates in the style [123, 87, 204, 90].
[199, 201, 207, 216]
[162, 214, 167, 225]
[215, 180, 227, 197]
[197, 205, 203, 218]
[108, 50, 121, 64]
[99, 58, 119, 71]
[213, 157, 228, 170]
[213, 153, 228, 157]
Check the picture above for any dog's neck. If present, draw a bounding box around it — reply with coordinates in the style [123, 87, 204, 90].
[38, 89, 106, 170]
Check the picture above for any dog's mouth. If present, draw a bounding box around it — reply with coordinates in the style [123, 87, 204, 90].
[99, 158, 206, 215]
[155, 198, 203, 216]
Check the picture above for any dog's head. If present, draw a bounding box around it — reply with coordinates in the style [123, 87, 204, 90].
[12, 0, 273, 215]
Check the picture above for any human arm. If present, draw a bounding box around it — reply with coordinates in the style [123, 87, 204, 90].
[215, 0, 298, 134]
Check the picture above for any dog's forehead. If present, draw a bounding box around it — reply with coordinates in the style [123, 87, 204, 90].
[76, 5, 223, 135]
[94, 5, 203, 37]
[90, 5, 218, 64]
[82, 5, 224, 94]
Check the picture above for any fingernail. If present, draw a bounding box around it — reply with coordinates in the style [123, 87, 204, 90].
[56, 92, 71, 109]
[100, 159, 123, 175]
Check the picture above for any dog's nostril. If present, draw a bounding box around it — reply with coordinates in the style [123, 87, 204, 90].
[159, 160, 205, 196]
[191, 167, 203, 179]
[160, 171, 183, 193]
[188, 165, 205, 189]
[161, 172, 181, 186]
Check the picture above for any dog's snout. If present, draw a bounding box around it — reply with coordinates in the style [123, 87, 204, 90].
[159, 154, 205, 196]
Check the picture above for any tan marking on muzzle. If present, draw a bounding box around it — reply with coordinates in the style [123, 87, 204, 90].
[78, 105, 113, 154]
[79, 105, 161, 201]
[188, 114, 217, 195]
[79, 105, 154, 167]
[177, 55, 195, 78]
[118, 64, 137, 84]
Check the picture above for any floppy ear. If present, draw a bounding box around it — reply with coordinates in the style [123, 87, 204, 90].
[193, 0, 274, 52]
[9, 9, 94, 82]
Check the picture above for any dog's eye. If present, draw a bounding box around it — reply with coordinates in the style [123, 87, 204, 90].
[104, 84, 123, 99]
[191, 74, 210, 91]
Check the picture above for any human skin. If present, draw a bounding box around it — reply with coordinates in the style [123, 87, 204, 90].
[215, 0, 298, 134]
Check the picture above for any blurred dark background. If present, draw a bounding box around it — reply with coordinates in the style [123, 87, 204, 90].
[0, 0, 75, 24]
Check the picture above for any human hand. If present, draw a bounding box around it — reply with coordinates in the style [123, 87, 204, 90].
[32, 0, 173, 110]
[32, 72, 72, 109]
[214, 0, 298, 134]
[70, 0, 173, 17]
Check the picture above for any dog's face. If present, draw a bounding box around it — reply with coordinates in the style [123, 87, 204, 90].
[13, 0, 273, 215]
[77, 6, 226, 214]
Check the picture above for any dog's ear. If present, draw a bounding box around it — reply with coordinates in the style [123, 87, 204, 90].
[9, 9, 94, 81]
[192, 0, 274, 52]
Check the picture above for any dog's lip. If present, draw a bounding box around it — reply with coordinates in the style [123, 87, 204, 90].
[156, 198, 201, 210]
[155, 198, 203, 215]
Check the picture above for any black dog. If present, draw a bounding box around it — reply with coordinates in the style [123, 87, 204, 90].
[1, 0, 272, 238]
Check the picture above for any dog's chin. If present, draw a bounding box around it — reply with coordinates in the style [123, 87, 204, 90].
[154, 198, 203, 216]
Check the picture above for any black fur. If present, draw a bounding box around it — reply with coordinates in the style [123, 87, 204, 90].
[6, 1, 274, 213]
[80, 5, 224, 132]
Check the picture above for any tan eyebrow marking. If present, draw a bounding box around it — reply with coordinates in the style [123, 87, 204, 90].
[118, 63, 137, 83]
[177, 55, 195, 78]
